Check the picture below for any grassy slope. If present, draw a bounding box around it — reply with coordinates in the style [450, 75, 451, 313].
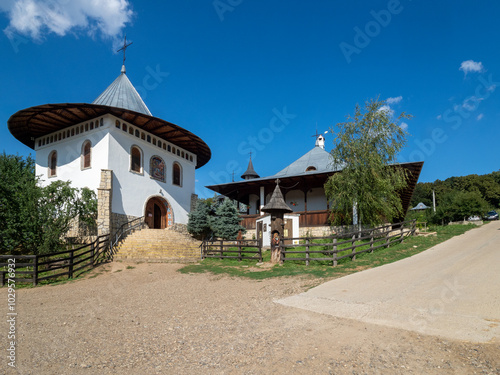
[179, 224, 482, 280]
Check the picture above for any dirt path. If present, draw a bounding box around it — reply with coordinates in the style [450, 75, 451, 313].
[1, 246, 499, 374]
[278, 220, 500, 343]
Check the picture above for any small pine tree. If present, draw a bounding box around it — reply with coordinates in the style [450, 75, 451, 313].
[209, 199, 245, 240]
[187, 201, 212, 240]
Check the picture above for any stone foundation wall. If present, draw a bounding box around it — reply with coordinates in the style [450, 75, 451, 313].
[168, 223, 189, 234]
[299, 226, 335, 237]
[111, 213, 140, 235]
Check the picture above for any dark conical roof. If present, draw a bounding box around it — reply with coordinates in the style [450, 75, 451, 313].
[261, 182, 293, 213]
[241, 157, 260, 180]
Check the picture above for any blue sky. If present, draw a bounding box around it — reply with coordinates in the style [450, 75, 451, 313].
[1, 0, 499, 199]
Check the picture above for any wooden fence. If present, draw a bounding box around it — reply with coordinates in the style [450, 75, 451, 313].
[201, 239, 263, 262]
[0, 234, 110, 286]
[280, 220, 416, 266]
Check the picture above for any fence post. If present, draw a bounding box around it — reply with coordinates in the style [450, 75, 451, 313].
[385, 230, 390, 248]
[220, 240, 223, 259]
[412, 219, 416, 236]
[91, 241, 95, 267]
[351, 234, 356, 261]
[305, 238, 310, 266]
[68, 251, 74, 279]
[399, 223, 404, 244]
[259, 239, 263, 262]
[332, 237, 337, 267]
[238, 241, 242, 261]
[200, 241, 204, 260]
[280, 238, 285, 264]
[33, 256, 38, 287]
[370, 230, 374, 253]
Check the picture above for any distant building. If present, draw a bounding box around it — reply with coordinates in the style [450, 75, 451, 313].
[207, 134, 423, 238]
[8, 64, 211, 235]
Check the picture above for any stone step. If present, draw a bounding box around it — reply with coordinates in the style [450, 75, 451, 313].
[113, 227, 201, 261]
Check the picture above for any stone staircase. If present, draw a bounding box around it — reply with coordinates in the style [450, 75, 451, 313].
[113, 228, 202, 262]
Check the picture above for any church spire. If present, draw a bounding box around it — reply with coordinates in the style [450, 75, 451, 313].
[241, 154, 260, 180]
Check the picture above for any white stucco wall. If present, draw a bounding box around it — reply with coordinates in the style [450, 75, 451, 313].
[285, 189, 304, 212]
[34, 114, 199, 225]
[35, 116, 109, 190]
[108, 116, 196, 224]
[307, 187, 327, 211]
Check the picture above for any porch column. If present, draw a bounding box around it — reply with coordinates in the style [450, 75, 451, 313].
[302, 189, 308, 227]
[260, 186, 265, 215]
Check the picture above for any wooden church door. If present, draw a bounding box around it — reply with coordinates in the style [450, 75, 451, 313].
[154, 203, 162, 229]
[145, 197, 169, 229]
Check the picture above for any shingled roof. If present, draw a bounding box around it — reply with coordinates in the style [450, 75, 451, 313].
[261, 182, 293, 213]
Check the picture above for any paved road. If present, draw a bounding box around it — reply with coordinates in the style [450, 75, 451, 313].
[276, 221, 500, 343]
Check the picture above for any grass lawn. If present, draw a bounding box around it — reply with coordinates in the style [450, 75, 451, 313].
[179, 223, 481, 280]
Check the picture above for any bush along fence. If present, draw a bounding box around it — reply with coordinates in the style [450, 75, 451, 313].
[201, 239, 263, 262]
[280, 220, 416, 266]
[0, 234, 110, 286]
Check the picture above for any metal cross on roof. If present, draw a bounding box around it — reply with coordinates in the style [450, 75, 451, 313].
[311, 128, 328, 138]
[117, 35, 133, 66]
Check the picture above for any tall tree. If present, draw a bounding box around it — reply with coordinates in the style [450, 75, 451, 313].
[0, 153, 40, 254]
[325, 98, 411, 227]
[209, 199, 245, 240]
[187, 200, 212, 240]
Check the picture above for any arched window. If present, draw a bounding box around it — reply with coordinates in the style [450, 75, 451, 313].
[150, 156, 165, 182]
[172, 162, 182, 186]
[306, 166, 317, 172]
[48, 151, 57, 177]
[131, 146, 143, 174]
[81, 141, 91, 169]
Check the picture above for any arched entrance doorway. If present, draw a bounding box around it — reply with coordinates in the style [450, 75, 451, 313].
[144, 196, 172, 229]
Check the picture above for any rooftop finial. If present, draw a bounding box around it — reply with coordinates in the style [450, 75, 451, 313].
[117, 35, 133, 73]
[311, 126, 328, 149]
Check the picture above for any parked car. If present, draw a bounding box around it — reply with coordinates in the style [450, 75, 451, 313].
[468, 215, 481, 221]
[484, 211, 499, 220]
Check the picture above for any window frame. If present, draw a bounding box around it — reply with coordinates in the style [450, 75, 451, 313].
[130, 145, 144, 175]
[81, 140, 92, 170]
[172, 162, 182, 187]
[48, 150, 57, 177]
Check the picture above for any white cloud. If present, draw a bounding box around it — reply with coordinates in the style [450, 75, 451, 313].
[459, 60, 484, 75]
[476, 113, 484, 121]
[400, 122, 408, 131]
[378, 105, 394, 116]
[2, 0, 133, 42]
[386, 96, 402, 104]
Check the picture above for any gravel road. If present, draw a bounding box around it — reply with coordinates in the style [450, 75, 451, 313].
[1, 246, 499, 374]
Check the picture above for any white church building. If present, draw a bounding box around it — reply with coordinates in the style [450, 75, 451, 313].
[8, 64, 211, 235]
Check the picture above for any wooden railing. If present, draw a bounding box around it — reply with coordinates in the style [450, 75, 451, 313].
[279, 220, 416, 266]
[0, 234, 110, 286]
[201, 239, 263, 262]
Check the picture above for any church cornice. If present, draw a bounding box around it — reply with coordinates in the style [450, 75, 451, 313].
[8, 103, 211, 169]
